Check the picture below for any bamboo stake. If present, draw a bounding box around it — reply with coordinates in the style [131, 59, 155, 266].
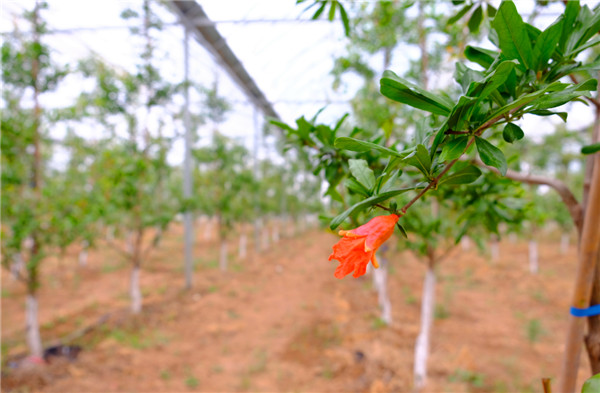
[559, 151, 600, 392]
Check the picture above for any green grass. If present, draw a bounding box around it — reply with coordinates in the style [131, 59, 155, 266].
[435, 303, 451, 320]
[159, 369, 171, 380]
[109, 327, 170, 349]
[371, 316, 388, 330]
[448, 369, 486, 389]
[248, 349, 268, 374]
[101, 261, 127, 273]
[403, 285, 417, 305]
[185, 375, 199, 389]
[1, 288, 12, 299]
[525, 318, 545, 343]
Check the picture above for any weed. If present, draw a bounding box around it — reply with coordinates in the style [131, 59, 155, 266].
[228, 290, 238, 298]
[110, 327, 169, 349]
[239, 375, 252, 391]
[101, 261, 126, 273]
[1, 288, 11, 298]
[435, 304, 451, 320]
[371, 316, 388, 330]
[248, 349, 267, 374]
[159, 369, 171, 380]
[207, 285, 218, 293]
[403, 285, 417, 305]
[185, 375, 199, 389]
[531, 289, 547, 303]
[448, 369, 486, 389]
[227, 310, 240, 319]
[321, 363, 334, 379]
[231, 263, 244, 272]
[526, 319, 545, 343]
[212, 364, 224, 373]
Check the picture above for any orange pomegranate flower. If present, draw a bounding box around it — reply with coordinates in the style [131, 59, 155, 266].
[329, 214, 399, 279]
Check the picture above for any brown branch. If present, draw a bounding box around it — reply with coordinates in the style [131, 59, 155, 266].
[471, 157, 583, 235]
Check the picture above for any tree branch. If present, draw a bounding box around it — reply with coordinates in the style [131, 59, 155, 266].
[471, 157, 583, 235]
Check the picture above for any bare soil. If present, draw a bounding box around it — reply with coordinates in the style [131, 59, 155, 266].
[1, 225, 590, 392]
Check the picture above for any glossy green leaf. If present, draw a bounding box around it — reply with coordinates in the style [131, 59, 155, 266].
[334, 137, 409, 157]
[532, 18, 563, 71]
[492, 1, 534, 69]
[344, 177, 369, 196]
[380, 70, 452, 116]
[464, 46, 498, 69]
[582, 142, 600, 155]
[349, 159, 376, 191]
[338, 2, 350, 37]
[582, 373, 600, 393]
[502, 123, 524, 143]
[396, 223, 408, 239]
[560, 0, 580, 53]
[468, 5, 483, 33]
[439, 165, 482, 186]
[439, 136, 469, 162]
[528, 109, 568, 122]
[404, 144, 432, 176]
[475, 137, 507, 176]
[532, 79, 597, 110]
[467, 60, 517, 101]
[447, 3, 473, 25]
[329, 188, 415, 230]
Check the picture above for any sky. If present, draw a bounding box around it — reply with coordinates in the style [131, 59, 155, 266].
[1, 0, 599, 167]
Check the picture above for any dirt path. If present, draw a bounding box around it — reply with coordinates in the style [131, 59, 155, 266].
[1, 227, 592, 392]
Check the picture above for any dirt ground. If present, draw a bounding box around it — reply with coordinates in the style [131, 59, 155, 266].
[0, 223, 592, 392]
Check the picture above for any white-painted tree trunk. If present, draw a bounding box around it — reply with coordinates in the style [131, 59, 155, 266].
[126, 231, 134, 255]
[220, 238, 228, 272]
[78, 240, 89, 267]
[414, 267, 436, 391]
[204, 218, 212, 241]
[490, 236, 500, 262]
[238, 233, 247, 260]
[254, 218, 262, 252]
[26, 294, 43, 357]
[529, 240, 539, 274]
[272, 225, 279, 243]
[560, 233, 570, 255]
[130, 266, 142, 314]
[262, 226, 270, 250]
[509, 233, 517, 244]
[460, 236, 470, 252]
[373, 256, 392, 325]
[106, 226, 114, 242]
[11, 253, 24, 280]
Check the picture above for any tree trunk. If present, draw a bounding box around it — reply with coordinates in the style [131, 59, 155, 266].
[414, 256, 436, 391]
[254, 218, 262, 252]
[78, 240, 89, 267]
[272, 222, 279, 243]
[26, 293, 43, 357]
[373, 254, 392, 325]
[262, 223, 270, 250]
[238, 232, 247, 260]
[460, 236, 470, 252]
[204, 217, 212, 241]
[561, 233, 570, 255]
[490, 235, 500, 262]
[11, 253, 24, 280]
[220, 237, 228, 272]
[106, 226, 114, 242]
[529, 240, 538, 274]
[130, 265, 142, 314]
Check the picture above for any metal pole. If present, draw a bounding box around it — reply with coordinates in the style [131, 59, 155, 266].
[183, 25, 194, 289]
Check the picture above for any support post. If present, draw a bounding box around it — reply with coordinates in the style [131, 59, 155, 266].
[183, 25, 194, 290]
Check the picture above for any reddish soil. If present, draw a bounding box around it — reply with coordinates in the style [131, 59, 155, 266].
[1, 224, 591, 392]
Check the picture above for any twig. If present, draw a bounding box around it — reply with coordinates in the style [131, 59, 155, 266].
[542, 378, 552, 393]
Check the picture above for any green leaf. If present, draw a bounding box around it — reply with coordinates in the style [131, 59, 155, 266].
[582, 142, 600, 155]
[502, 123, 524, 143]
[439, 165, 482, 186]
[475, 137, 507, 176]
[311, 2, 327, 19]
[447, 3, 473, 25]
[464, 46, 498, 69]
[404, 144, 432, 176]
[329, 188, 414, 230]
[560, 1, 580, 53]
[532, 18, 563, 71]
[528, 109, 568, 122]
[467, 60, 517, 101]
[338, 2, 350, 37]
[344, 177, 369, 196]
[396, 223, 408, 239]
[532, 79, 597, 110]
[327, 0, 336, 21]
[380, 70, 453, 116]
[468, 5, 483, 34]
[582, 373, 600, 393]
[348, 159, 376, 191]
[334, 137, 409, 157]
[492, 1, 534, 69]
[439, 136, 469, 162]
